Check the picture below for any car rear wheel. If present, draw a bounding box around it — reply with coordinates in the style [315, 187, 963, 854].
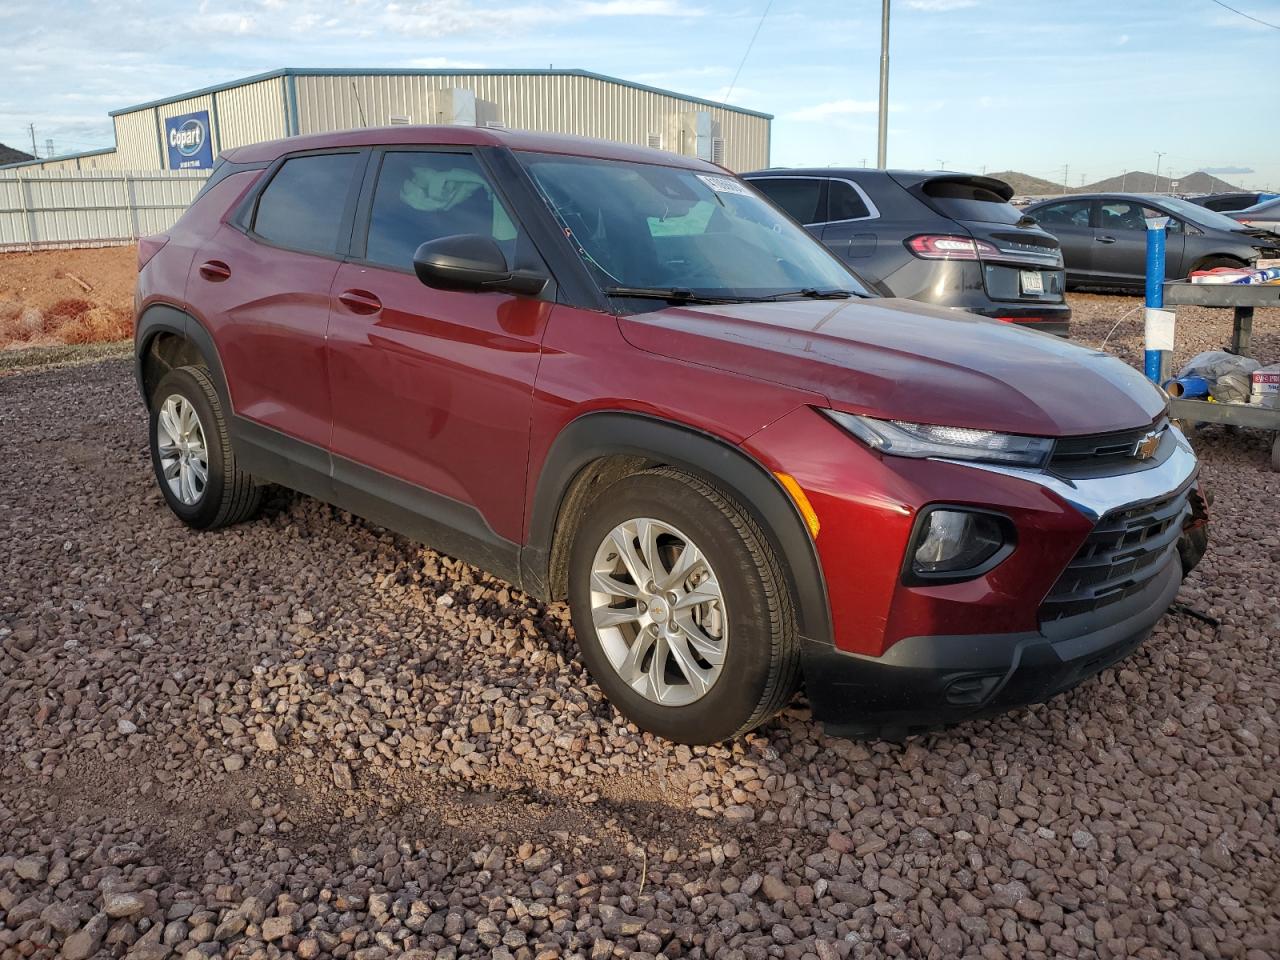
[149, 365, 262, 530]
[567, 467, 800, 744]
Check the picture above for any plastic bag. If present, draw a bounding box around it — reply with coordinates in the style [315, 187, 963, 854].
[1176, 350, 1261, 404]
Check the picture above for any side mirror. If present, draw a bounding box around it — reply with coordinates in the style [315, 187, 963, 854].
[412, 235, 548, 297]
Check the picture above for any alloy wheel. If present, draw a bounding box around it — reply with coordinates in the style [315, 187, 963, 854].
[156, 394, 209, 506]
[589, 517, 727, 707]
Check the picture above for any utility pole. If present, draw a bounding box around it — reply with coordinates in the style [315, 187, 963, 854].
[937, 159, 948, 170]
[860, 158, 868, 168]
[1154, 151, 1166, 192]
[28, 123, 38, 158]
[876, 0, 890, 168]
[1121, 169, 1128, 191]
[1062, 164, 1069, 193]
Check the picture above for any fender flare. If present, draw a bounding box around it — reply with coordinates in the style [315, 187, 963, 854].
[135, 303, 231, 411]
[521, 411, 833, 647]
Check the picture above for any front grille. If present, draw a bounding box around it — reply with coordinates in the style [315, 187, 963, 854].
[1050, 420, 1167, 477]
[1040, 481, 1192, 623]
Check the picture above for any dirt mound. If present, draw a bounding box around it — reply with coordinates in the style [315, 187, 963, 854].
[0, 245, 137, 349]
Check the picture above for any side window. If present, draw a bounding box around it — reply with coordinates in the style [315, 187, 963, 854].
[1098, 201, 1149, 231]
[751, 177, 824, 225]
[1033, 200, 1092, 228]
[253, 153, 360, 254]
[363, 151, 519, 270]
[828, 179, 872, 221]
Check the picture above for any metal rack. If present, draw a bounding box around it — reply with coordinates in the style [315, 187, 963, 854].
[1162, 281, 1280, 469]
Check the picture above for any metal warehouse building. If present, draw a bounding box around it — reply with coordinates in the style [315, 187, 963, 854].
[8, 68, 771, 174]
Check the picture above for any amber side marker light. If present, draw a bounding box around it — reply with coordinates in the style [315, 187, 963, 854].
[774, 472, 821, 539]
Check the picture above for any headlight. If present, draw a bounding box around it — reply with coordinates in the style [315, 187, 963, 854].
[823, 411, 1053, 467]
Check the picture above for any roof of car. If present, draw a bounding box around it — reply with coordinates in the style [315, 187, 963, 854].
[223, 125, 719, 171]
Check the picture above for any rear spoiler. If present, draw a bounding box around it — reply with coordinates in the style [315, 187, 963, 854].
[888, 171, 1015, 202]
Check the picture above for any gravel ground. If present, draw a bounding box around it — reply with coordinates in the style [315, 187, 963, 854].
[2, 296, 1279, 960]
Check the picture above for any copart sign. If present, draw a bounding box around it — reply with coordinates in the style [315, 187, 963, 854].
[165, 111, 213, 170]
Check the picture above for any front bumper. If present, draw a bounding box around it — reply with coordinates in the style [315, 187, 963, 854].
[778, 424, 1200, 739]
[803, 553, 1180, 739]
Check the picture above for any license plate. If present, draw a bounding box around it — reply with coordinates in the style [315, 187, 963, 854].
[1020, 270, 1044, 294]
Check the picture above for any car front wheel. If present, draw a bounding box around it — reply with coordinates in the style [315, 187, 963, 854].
[149, 365, 262, 530]
[567, 467, 800, 744]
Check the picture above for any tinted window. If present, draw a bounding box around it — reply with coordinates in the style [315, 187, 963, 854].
[253, 153, 360, 254]
[828, 180, 872, 221]
[751, 178, 824, 224]
[922, 180, 1021, 224]
[364, 151, 519, 269]
[1033, 200, 1092, 228]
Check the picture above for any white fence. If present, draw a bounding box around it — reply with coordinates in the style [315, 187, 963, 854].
[0, 170, 211, 252]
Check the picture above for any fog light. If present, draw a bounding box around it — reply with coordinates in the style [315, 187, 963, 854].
[911, 509, 1009, 579]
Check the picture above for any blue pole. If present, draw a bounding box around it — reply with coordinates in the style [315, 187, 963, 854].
[1144, 217, 1171, 383]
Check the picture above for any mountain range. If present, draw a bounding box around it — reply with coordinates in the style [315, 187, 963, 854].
[988, 169, 1244, 197]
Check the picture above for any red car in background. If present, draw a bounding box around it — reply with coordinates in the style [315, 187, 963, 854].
[135, 126, 1207, 743]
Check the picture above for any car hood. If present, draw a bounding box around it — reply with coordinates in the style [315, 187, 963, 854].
[619, 297, 1166, 436]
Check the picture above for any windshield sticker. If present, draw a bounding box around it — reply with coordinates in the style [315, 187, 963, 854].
[696, 174, 753, 197]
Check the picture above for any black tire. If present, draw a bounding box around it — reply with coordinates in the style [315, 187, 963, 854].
[567, 467, 800, 744]
[149, 365, 262, 530]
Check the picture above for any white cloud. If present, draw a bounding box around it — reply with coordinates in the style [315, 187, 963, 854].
[787, 99, 879, 123]
[578, 0, 699, 14]
[906, 0, 977, 10]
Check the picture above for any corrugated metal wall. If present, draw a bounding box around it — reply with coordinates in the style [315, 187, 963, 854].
[295, 73, 770, 171]
[215, 77, 289, 150]
[0, 169, 209, 251]
[23, 71, 768, 178]
[112, 110, 162, 169]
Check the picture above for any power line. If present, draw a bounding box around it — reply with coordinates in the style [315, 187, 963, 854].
[1206, 0, 1280, 30]
[725, 0, 775, 101]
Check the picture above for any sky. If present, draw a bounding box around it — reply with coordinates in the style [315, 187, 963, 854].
[2, 0, 1278, 188]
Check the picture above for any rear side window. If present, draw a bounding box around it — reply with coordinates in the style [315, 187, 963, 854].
[253, 153, 361, 255]
[363, 151, 519, 270]
[828, 180, 873, 221]
[922, 180, 1021, 224]
[751, 177, 824, 225]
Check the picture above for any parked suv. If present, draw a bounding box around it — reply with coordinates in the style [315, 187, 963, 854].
[136, 127, 1207, 743]
[742, 168, 1071, 336]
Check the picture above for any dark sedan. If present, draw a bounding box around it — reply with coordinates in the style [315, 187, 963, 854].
[743, 168, 1071, 335]
[1025, 193, 1280, 290]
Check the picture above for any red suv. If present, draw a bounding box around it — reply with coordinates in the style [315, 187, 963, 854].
[135, 126, 1208, 743]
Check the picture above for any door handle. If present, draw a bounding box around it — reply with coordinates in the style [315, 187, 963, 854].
[337, 289, 383, 315]
[198, 260, 232, 281]
[1094, 235, 1117, 244]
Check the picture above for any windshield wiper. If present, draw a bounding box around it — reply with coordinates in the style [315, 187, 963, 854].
[754, 288, 857, 301]
[602, 286, 750, 304]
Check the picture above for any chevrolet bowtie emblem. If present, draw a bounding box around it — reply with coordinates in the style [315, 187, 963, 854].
[1133, 430, 1162, 460]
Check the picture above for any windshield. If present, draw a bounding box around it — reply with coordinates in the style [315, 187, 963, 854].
[516, 152, 870, 300]
[1157, 196, 1252, 231]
